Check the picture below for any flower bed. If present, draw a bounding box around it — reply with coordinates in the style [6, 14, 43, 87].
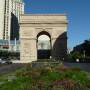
[0, 64, 90, 90]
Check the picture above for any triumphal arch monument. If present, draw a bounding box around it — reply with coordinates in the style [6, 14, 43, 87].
[20, 14, 68, 63]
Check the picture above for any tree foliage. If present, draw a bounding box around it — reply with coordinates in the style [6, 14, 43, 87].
[72, 39, 90, 57]
[0, 50, 20, 60]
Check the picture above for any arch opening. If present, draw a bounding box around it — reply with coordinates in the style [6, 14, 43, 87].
[37, 31, 51, 59]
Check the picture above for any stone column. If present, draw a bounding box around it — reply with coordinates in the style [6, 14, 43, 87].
[51, 38, 57, 59]
[20, 39, 37, 63]
[29, 39, 37, 61]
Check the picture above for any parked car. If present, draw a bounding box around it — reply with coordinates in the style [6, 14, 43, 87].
[0, 58, 2, 61]
[0, 58, 12, 64]
[0, 60, 6, 64]
[5, 60, 12, 64]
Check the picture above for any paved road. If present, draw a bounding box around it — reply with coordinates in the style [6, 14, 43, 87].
[0, 64, 24, 74]
[0, 63, 90, 74]
[31, 62, 90, 72]
[64, 62, 90, 72]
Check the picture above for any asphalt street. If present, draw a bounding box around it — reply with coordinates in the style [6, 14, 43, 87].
[0, 64, 24, 74]
[0, 63, 90, 74]
[64, 62, 90, 72]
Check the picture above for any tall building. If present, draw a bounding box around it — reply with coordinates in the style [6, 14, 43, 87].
[0, 0, 5, 40]
[0, 0, 24, 40]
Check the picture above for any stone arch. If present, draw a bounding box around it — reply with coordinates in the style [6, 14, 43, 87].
[37, 31, 51, 59]
[37, 31, 51, 39]
[20, 14, 68, 63]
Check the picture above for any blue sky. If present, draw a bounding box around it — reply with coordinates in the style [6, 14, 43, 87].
[24, 0, 90, 49]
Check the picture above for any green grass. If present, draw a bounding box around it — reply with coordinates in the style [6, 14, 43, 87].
[0, 63, 90, 90]
[0, 67, 24, 82]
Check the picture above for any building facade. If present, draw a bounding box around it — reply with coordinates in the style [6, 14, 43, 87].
[0, 0, 5, 39]
[0, 40, 20, 52]
[0, 0, 24, 40]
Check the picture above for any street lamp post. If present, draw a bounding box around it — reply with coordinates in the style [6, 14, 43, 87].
[83, 50, 86, 62]
[14, 38, 17, 52]
[83, 50, 85, 58]
[8, 36, 10, 51]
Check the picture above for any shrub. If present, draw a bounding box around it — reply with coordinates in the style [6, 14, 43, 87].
[14, 64, 90, 90]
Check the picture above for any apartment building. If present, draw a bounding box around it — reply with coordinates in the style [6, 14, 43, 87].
[0, 0, 24, 40]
